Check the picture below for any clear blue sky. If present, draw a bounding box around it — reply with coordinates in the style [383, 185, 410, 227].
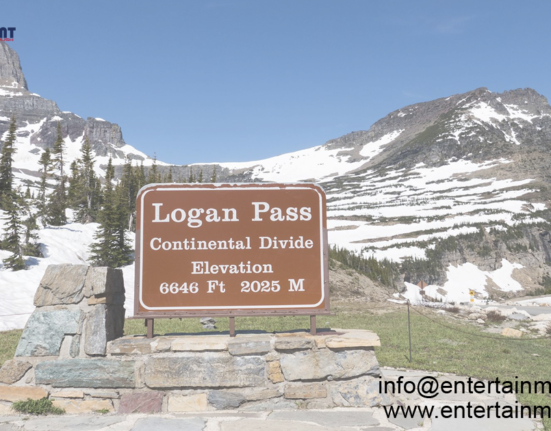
[4, 1, 551, 164]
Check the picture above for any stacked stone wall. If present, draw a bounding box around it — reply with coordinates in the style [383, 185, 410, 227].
[0, 264, 389, 415]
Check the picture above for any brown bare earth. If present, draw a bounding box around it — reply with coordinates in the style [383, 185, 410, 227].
[328, 259, 395, 305]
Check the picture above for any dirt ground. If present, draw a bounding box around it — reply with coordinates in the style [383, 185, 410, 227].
[328, 259, 400, 314]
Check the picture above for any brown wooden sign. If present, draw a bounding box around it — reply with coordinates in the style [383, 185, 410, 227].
[134, 183, 329, 317]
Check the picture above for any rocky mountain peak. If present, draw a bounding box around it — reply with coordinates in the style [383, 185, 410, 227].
[0, 43, 153, 177]
[0, 41, 28, 90]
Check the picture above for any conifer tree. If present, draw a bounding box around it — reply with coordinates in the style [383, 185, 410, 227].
[211, 166, 217, 183]
[113, 181, 133, 265]
[51, 122, 65, 178]
[46, 123, 67, 225]
[89, 158, 132, 267]
[46, 178, 67, 225]
[76, 136, 99, 223]
[119, 158, 138, 231]
[148, 155, 160, 184]
[37, 148, 53, 219]
[1, 192, 25, 270]
[134, 162, 146, 191]
[67, 160, 82, 208]
[198, 169, 203, 183]
[90, 158, 117, 265]
[17, 191, 42, 258]
[166, 166, 173, 183]
[22, 211, 41, 258]
[0, 116, 17, 207]
[188, 167, 194, 183]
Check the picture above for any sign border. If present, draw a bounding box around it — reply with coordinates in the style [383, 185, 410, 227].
[133, 183, 330, 318]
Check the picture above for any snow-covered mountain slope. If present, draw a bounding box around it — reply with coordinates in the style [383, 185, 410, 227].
[216, 87, 551, 181]
[209, 87, 551, 304]
[218, 130, 404, 182]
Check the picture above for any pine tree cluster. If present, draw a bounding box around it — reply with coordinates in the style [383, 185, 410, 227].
[1, 117, 213, 272]
[88, 154, 212, 266]
[329, 245, 399, 288]
[0, 117, 42, 270]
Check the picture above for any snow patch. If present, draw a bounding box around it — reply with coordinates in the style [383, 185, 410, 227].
[401, 259, 524, 305]
[0, 216, 136, 331]
[470, 102, 547, 126]
[470, 102, 507, 123]
[221, 144, 367, 182]
[359, 130, 403, 159]
[0, 88, 23, 97]
[516, 297, 551, 306]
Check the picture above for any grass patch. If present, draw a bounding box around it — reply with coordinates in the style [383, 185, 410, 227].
[123, 314, 317, 336]
[2, 305, 550, 429]
[94, 408, 110, 414]
[0, 329, 22, 367]
[11, 398, 65, 415]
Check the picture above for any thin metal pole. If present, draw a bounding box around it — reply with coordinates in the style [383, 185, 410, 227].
[310, 315, 317, 335]
[146, 318, 154, 339]
[229, 317, 236, 337]
[407, 300, 412, 362]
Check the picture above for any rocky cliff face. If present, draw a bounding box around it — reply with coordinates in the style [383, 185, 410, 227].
[0, 42, 27, 89]
[0, 41, 150, 177]
[372, 88, 551, 172]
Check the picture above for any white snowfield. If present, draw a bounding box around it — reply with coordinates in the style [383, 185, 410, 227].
[218, 130, 403, 182]
[0, 216, 530, 330]
[401, 259, 524, 305]
[219, 145, 365, 183]
[326, 158, 543, 254]
[359, 130, 403, 158]
[0, 213, 136, 331]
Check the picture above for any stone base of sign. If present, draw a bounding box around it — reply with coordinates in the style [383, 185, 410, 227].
[14, 264, 125, 360]
[2, 330, 390, 413]
[0, 264, 392, 414]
